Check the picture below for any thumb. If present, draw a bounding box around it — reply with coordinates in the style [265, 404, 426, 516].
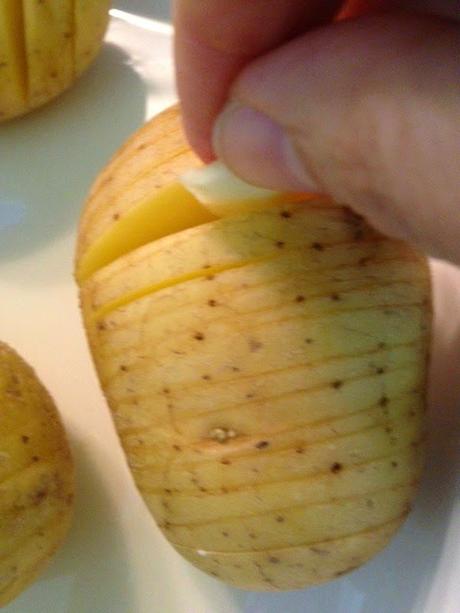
[212, 12, 460, 264]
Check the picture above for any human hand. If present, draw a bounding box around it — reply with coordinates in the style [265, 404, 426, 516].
[174, 1, 460, 264]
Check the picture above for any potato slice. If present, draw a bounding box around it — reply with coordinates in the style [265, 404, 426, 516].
[0, 0, 27, 120]
[74, 0, 111, 77]
[22, 0, 74, 110]
[76, 106, 430, 590]
[76, 106, 201, 273]
[0, 342, 74, 606]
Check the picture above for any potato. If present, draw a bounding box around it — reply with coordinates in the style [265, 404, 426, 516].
[0, 0, 111, 122]
[0, 342, 74, 606]
[75, 106, 431, 590]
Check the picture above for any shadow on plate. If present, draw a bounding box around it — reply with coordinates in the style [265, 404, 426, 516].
[113, 0, 171, 22]
[0, 42, 146, 265]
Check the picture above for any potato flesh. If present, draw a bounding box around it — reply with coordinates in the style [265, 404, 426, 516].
[77, 108, 201, 268]
[0, 343, 74, 606]
[80, 195, 430, 589]
[76, 182, 216, 283]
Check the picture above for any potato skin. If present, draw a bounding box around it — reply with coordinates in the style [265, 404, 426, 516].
[0, 0, 110, 122]
[76, 106, 431, 590]
[0, 342, 74, 606]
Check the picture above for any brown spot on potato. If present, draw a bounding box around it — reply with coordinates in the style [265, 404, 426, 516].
[21, 435, 30, 444]
[32, 488, 48, 505]
[276, 240, 285, 249]
[331, 462, 343, 473]
[312, 242, 324, 251]
[255, 440, 269, 450]
[193, 332, 205, 341]
[248, 338, 263, 352]
[295, 295, 305, 303]
[332, 380, 343, 389]
[268, 556, 280, 564]
[310, 547, 328, 556]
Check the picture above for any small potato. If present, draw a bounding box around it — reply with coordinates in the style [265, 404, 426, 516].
[0, 342, 74, 606]
[0, 0, 111, 122]
[76, 106, 431, 590]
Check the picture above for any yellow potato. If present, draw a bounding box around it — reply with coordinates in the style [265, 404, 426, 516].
[0, 0, 26, 120]
[0, 0, 111, 122]
[0, 342, 74, 606]
[74, 0, 112, 77]
[75, 106, 431, 590]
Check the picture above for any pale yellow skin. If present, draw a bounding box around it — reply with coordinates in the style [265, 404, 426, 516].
[0, 0, 111, 122]
[76, 107, 431, 591]
[0, 342, 74, 606]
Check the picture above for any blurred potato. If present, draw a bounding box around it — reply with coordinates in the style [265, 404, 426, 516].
[0, 0, 111, 122]
[0, 342, 74, 606]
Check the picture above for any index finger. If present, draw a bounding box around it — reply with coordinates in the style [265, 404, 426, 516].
[174, 0, 342, 160]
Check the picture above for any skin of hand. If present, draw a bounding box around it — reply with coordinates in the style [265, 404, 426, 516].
[174, 0, 460, 265]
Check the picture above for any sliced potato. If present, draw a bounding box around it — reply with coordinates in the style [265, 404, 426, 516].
[74, 0, 111, 77]
[0, 0, 27, 120]
[0, 342, 74, 606]
[0, 0, 110, 122]
[22, 0, 73, 110]
[76, 106, 431, 590]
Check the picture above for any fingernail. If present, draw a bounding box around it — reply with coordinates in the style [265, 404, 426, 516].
[213, 103, 318, 192]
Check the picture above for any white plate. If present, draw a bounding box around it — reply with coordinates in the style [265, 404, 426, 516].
[0, 4, 459, 612]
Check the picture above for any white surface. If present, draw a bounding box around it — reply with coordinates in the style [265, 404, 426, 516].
[0, 4, 459, 612]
